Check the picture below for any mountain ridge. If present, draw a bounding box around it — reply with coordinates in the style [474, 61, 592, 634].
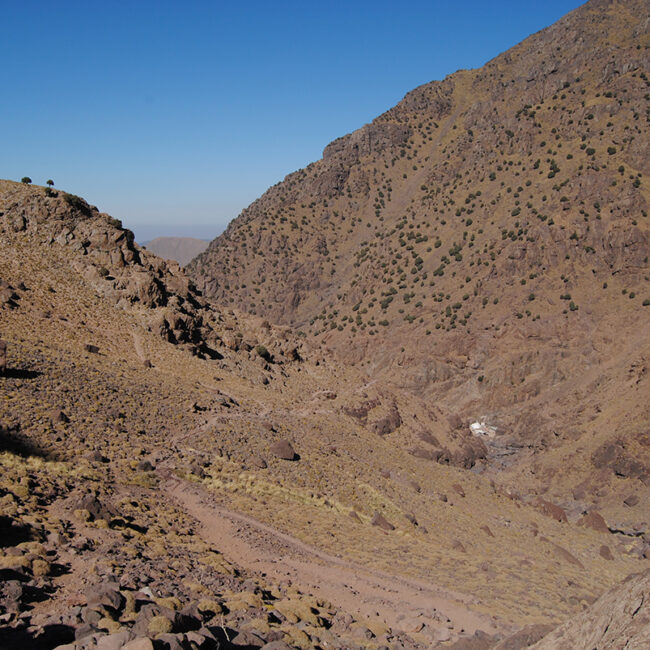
[188, 0, 650, 509]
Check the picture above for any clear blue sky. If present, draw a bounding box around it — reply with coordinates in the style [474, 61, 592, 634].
[3, 0, 585, 241]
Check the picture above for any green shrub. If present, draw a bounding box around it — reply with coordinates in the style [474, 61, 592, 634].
[255, 345, 271, 361]
[63, 192, 92, 217]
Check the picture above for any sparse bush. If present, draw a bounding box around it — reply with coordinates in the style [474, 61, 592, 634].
[255, 345, 271, 361]
[63, 192, 92, 217]
[21, 176, 32, 184]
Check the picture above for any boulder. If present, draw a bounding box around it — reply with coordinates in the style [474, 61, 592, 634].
[370, 511, 395, 531]
[371, 405, 402, 436]
[270, 440, 297, 461]
[580, 510, 609, 534]
[536, 498, 568, 523]
[599, 545, 614, 560]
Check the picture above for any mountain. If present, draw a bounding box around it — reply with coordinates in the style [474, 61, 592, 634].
[144, 236, 209, 267]
[1, 0, 649, 647]
[188, 0, 649, 520]
[2, 179, 648, 648]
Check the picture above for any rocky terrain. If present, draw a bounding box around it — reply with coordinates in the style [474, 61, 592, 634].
[189, 0, 650, 583]
[144, 238, 210, 268]
[0, 179, 648, 647]
[1, 1, 649, 648]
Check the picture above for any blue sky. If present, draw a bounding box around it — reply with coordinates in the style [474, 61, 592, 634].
[2, 1, 584, 241]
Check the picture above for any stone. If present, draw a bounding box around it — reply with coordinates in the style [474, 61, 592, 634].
[0, 339, 6, 374]
[84, 583, 124, 612]
[50, 409, 69, 424]
[155, 633, 185, 650]
[231, 629, 266, 647]
[623, 494, 639, 507]
[122, 639, 155, 650]
[599, 545, 614, 560]
[85, 344, 100, 354]
[536, 498, 568, 523]
[371, 405, 402, 436]
[370, 511, 395, 531]
[452, 539, 466, 553]
[96, 631, 131, 650]
[269, 440, 296, 461]
[580, 510, 609, 534]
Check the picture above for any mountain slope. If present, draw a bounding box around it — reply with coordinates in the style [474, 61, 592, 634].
[2, 179, 648, 647]
[188, 0, 650, 516]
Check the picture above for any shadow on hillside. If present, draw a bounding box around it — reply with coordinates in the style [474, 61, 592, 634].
[0, 425, 59, 460]
[0, 624, 75, 650]
[0, 516, 33, 547]
[2, 368, 42, 379]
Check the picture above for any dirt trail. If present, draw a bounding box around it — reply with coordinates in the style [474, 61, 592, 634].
[163, 475, 500, 643]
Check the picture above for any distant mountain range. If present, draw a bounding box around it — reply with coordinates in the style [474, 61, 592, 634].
[143, 236, 209, 266]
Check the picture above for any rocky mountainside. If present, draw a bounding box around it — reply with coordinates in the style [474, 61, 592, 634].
[2, 179, 649, 648]
[189, 0, 650, 523]
[144, 237, 209, 267]
[532, 567, 650, 649]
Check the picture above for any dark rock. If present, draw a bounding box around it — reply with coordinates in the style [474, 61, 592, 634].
[84, 583, 125, 612]
[370, 511, 395, 531]
[536, 498, 568, 523]
[452, 483, 466, 498]
[452, 540, 466, 553]
[269, 440, 297, 461]
[592, 440, 649, 484]
[69, 491, 115, 522]
[550, 543, 584, 568]
[0, 339, 6, 374]
[580, 510, 609, 534]
[491, 623, 555, 649]
[50, 409, 69, 424]
[85, 344, 100, 354]
[136, 460, 155, 472]
[86, 450, 108, 463]
[231, 629, 266, 647]
[599, 545, 614, 560]
[155, 633, 186, 650]
[250, 456, 268, 469]
[371, 404, 402, 436]
[418, 431, 440, 447]
[624, 494, 639, 507]
[75, 623, 101, 640]
[0, 579, 23, 612]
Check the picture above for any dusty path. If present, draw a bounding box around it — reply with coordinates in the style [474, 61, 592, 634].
[163, 475, 500, 643]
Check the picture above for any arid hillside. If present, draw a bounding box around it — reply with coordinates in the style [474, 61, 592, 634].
[189, 0, 650, 518]
[2, 179, 648, 648]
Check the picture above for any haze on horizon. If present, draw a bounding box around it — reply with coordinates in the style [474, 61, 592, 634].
[3, 0, 584, 242]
